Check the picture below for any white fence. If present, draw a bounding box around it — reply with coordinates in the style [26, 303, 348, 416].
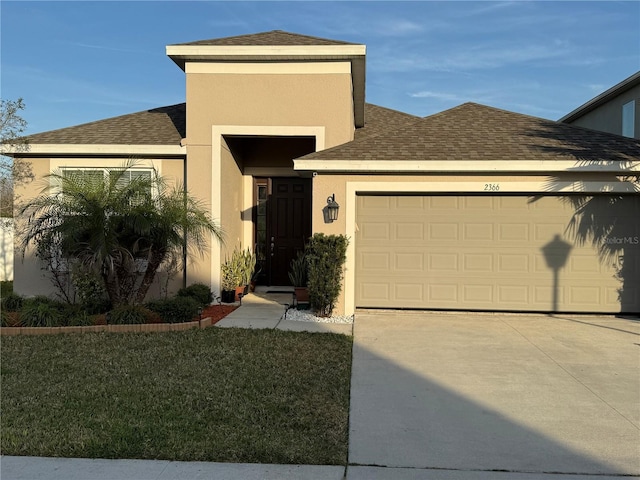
[1, 218, 14, 281]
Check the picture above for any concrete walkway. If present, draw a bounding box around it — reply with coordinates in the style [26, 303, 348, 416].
[2, 307, 638, 479]
[215, 289, 353, 336]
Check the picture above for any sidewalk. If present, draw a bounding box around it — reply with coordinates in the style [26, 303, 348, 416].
[214, 289, 353, 336]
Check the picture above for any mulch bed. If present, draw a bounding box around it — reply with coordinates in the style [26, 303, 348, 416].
[199, 304, 238, 325]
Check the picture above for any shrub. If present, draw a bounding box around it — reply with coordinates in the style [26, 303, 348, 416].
[177, 283, 213, 307]
[2, 292, 24, 312]
[306, 233, 349, 317]
[1, 280, 13, 298]
[20, 301, 64, 327]
[61, 304, 94, 327]
[146, 296, 200, 324]
[72, 267, 110, 314]
[107, 305, 150, 325]
[1, 309, 11, 327]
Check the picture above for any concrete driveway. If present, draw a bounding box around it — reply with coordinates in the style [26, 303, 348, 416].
[348, 311, 640, 478]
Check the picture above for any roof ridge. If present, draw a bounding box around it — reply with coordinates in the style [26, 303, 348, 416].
[171, 30, 358, 47]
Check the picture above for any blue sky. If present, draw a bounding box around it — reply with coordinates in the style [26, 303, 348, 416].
[2, 1, 639, 135]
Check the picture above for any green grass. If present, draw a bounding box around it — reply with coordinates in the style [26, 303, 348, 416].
[1, 328, 352, 465]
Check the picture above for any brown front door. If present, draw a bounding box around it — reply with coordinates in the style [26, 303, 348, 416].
[254, 177, 311, 286]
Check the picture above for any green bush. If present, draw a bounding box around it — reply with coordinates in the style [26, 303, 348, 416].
[108, 305, 149, 325]
[2, 292, 24, 312]
[146, 296, 200, 324]
[20, 302, 64, 327]
[1, 280, 13, 298]
[306, 233, 349, 317]
[177, 283, 213, 307]
[1, 309, 11, 327]
[61, 304, 94, 327]
[72, 268, 110, 314]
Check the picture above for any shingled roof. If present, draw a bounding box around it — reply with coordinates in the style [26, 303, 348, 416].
[24, 103, 185, 146]
[354, 104, 418, 140]
[300, 102, 640, 164]
[171, 30, 357, 47]
[23, 102, 411, 148]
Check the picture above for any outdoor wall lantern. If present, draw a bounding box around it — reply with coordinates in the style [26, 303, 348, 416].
[326, 194, 340, 222]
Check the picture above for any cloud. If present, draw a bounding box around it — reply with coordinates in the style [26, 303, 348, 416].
[410, 91, 464, 102]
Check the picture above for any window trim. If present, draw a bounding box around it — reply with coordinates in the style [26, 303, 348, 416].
[622, 100, 635, 138]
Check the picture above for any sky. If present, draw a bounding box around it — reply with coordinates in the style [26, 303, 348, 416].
[1, 1, 639, 136]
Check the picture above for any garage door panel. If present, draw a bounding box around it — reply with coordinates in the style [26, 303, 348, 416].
[463, 223, 494, 241]
[429, 253, 458, 270]
[355, 195, 640, 313]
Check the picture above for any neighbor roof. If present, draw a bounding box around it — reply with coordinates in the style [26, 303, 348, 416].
[560, 71, 640, 123]
[298, 102, 640, 165]
[171, 30, 358, 47]
[23, 104, 186, 146]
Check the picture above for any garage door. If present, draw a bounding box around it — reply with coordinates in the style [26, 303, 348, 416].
[355, 195, 639, 313]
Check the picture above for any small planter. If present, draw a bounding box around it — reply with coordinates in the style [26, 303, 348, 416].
[221, 290, 236, 303]
[294, 287, 309, 304]
[235, 286, 245, 301]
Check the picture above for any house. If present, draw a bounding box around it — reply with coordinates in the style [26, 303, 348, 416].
[560, 70, 640, 139]
[10, 30, 640, 315]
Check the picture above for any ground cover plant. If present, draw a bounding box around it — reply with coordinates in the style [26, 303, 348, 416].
[1, 328, 352, 465]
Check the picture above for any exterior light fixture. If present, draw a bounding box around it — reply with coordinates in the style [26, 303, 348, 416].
[326, 194, 340, 222]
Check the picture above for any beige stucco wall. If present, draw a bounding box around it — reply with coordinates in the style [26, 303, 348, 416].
[13, 156, 51, 297]
[312, 171, 633, 315]
[183, 61, 357, 293]
[220, 138, 245, 257]
[185, 65, 355, 148]
[567, 84, 640, 138]
[13, 156, 186, 300]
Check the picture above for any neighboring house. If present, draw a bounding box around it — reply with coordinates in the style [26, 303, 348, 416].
[9, 30, 640, 314]
[560, 71, 640, 139]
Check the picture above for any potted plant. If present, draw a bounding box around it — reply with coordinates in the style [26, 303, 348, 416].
[239, 248, 257, 295]
[288, 250, 309, 304]
[220, 255, 242, 303]
[221, 248, 256, 302]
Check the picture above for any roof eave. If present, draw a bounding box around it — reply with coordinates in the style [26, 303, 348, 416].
[5, 144, 186, 157]
[294, 159, 640, 173]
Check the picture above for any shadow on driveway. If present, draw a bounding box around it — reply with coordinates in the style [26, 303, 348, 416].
[348, 311, 639, 476]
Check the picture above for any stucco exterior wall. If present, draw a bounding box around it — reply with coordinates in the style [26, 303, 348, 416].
[566, 84, 640, 138]
[185, 64, 355, 149]
[220, 138, 245, 257]
[13, 156, 186, 300]
[183, 61, 357, 293]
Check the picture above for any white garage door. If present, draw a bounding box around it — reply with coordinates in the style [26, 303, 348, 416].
[355, 195, 639, 313]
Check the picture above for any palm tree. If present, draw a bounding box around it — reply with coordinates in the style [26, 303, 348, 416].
[19, 161, 223, 307]
[131, 179, 224, 304]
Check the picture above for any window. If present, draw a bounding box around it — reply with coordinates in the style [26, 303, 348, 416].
[61, 167, 154, 201]
[622, 100, 635, 138]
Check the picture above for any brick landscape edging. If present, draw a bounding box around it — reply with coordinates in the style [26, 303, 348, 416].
[0, 317, 213, 336]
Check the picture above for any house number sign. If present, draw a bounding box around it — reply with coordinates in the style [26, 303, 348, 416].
[483, 183, 500, 191]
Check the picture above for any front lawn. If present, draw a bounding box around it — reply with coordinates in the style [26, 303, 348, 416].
[1, 328, 352, 465]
